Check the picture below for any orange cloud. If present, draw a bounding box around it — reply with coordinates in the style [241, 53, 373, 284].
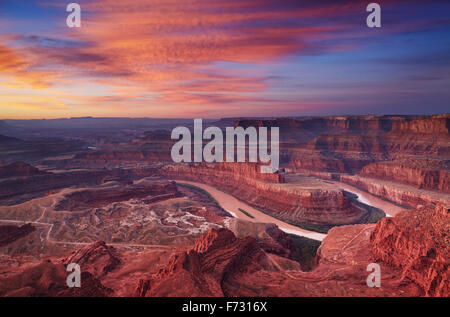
[2, 0, 444, 118]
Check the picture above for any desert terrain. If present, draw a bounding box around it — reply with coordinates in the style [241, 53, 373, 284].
[0, 114, 448, 297]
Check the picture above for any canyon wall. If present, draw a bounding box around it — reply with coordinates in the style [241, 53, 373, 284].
[389, 114, 449, 136]
[360, 160, 450, 193]
[2, 205, 447, 297]
[371, 204, 449, 297]
[0, 163, 159, 206]
[338, 174, 449, 208]
[160, 163, 366, 227]
[242, 114, 449, 208]
[243, 114, 448, 172]
[54, 181, 182, 211]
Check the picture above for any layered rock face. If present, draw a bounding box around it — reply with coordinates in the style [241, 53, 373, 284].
[371, 205, 449, 297]
[54, 181, 182, 211]
[338, 174, 449, 208]
[360, 160, 450, 193]
[235, 115, 396, 142]
[2, 204, 447, 297]
[0, 239, 120, 297]
[161, 163, 365, 226]
[248, 114, 449, 209]
[133, 223, 426, 297]
[0, 164, 159, 206]
[136, 228, 269, 297]
[282, 114, 449, 173]
[162, 162, 284, 183]
[389, 114, 449, 136]
[63, 241, 121, 278]
[138, 205, 448, 297]
[0, 259, 112, 297]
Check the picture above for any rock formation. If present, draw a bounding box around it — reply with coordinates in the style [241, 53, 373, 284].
[161, 163, 367, 228]
[0, 259, 111, 297]
[136, 228, 273, 297]
[63, 241, 121, 278]
[0, 162, 46, 178]
[360, 159, 449, 193]
[371, 204, 449, 296]
[54, 181, 182, 211]
[0, 224, 35, 247]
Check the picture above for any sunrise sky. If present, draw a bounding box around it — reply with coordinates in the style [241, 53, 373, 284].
[0, 0, 449, 119]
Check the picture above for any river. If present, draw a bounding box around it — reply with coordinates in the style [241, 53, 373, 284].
[174, 179, 405, 241]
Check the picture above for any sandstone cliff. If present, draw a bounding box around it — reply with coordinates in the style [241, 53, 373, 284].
[339, 174, 450, 208]
[54, 180, 181, 211]
[160, 163, 366, 227]
[371, 204, 449, 296]
[360, 160, 449, 193]
[63, 241, 121, 278]
[137, 228, 270, 297]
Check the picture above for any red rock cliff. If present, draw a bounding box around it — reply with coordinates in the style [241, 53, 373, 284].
[370, 205, 449, 297]
[161, 162, 365, 226]
[360, 160, 450, 193]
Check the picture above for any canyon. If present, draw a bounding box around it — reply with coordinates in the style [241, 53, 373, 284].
[1, 204, 446, 297]
[160, 163, 383, 232]
[0, 114, 448, 297]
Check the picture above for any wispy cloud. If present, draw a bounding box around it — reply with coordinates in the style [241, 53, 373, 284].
[0, 0, 449, 117]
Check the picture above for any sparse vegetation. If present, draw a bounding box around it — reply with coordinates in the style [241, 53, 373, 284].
[288, 234, 321, 271]
[238, 208, 255, 219]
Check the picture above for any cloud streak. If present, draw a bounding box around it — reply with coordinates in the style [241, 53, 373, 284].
[0, 0, 449, 117]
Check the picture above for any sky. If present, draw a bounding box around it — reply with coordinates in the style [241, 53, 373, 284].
[0, 0, 449, 119]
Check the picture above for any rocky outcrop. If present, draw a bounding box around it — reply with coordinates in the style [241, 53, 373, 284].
[235, 115, 398, 142]
[63, 241, 121, 278]
[243, 115, 449, 178]
[225, 218, 319, 270]
[134, 223, 431, 297]
[0, 162, 46, 178]
[389, 114, 449, 136]
[161, 163, 365, 227]
[162, 162, 284, 183]
[0, 224, 35, 247]
[55, 181, 182, 211]
[0, 259, 111, 297]
[339, 174, 450, 208]
[371, 205, 449, 297]
[4, 211, 447, 297]
[138, 228, 268, 297]
[360, 160, 450, 193]
[58, 271, 113, 297]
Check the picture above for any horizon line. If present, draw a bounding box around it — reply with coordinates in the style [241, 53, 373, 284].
[1, 113, 449, 121]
